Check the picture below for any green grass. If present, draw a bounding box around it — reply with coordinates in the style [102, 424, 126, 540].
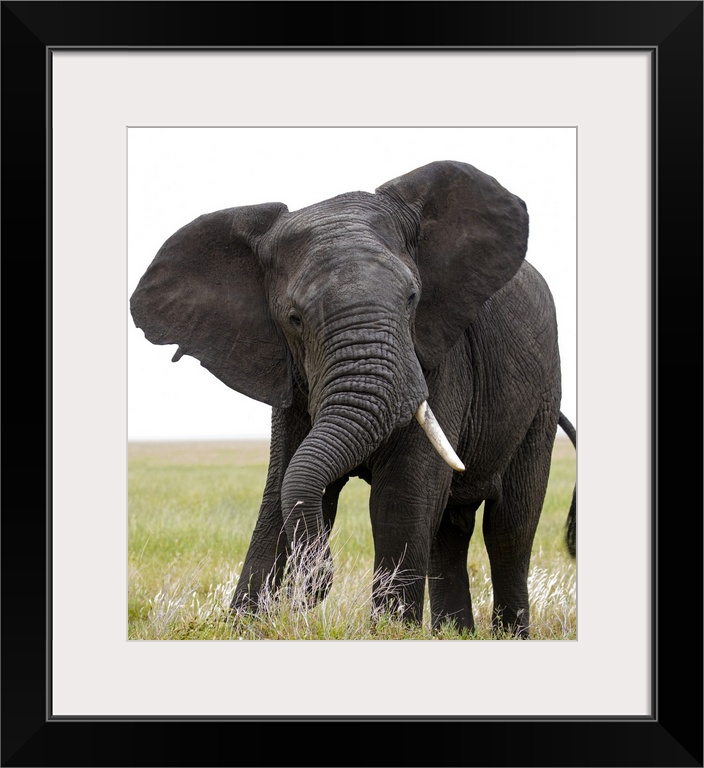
[128, 438, 576, 640]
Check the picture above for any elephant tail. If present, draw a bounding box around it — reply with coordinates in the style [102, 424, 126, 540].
[558, 412, 577, 558]
[565, 487, 576, 558]
[558, 411, 576, 447]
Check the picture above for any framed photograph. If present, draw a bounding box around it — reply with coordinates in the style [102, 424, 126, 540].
[124, 126, 579, 651]
[5, 1, 701, 765]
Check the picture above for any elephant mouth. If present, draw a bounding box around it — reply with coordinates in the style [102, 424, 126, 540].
[414, 401, 465, 472]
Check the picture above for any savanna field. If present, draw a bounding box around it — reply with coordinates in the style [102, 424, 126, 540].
[128, 438, 576, 640]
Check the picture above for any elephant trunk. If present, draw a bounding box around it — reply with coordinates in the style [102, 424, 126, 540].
[280, 429, 348, 545]
[281, 400, 464, 544]
[281, 325, 425, 551]
[278, 400, 389, 603]
[280, 400, 397, 547]
[279, 318, 463, 599]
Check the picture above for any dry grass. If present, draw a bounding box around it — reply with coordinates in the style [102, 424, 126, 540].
[128, 438, 576, 641]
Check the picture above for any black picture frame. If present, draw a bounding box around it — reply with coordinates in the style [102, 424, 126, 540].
[3, 1, 701, 766]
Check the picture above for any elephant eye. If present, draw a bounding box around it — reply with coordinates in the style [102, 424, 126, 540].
[407, 292, 418, 309]
[288, 312, 303, 329]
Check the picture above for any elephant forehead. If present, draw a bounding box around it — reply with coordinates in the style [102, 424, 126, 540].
[307, 251, 411, 286]
[266, 193, 407, 257]
[291, 255, 417, 321]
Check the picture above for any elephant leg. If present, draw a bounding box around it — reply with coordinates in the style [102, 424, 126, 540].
[230, 402, 311, 614]
[370, 519, 429, 625]
[230, 492, 289, 614]
[428, 502, 480, 632]
[482, 411, 557, 638]
[369, 445, 453, 625]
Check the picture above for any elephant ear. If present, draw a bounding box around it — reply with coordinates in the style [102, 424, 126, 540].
[130, 202, 293, 407]
[377, 160, 528, 370]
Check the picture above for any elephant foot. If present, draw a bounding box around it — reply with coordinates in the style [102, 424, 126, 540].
[370, 587, 424, 627]
[492, 606, 530, 639]
[229, 587, 262, 619]
[431, 610, 476, 636]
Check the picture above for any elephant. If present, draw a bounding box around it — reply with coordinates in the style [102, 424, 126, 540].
[130, 159, 577, 637]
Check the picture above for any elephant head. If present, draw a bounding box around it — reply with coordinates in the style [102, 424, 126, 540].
[130, 160, 528, 560]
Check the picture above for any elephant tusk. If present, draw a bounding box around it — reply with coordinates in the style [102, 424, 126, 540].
[415, 401, 465, 472]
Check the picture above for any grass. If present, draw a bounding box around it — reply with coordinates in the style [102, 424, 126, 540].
[128, 437, 576, 640]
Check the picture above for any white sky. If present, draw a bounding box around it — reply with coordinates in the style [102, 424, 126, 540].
[127, 127, 576, 441]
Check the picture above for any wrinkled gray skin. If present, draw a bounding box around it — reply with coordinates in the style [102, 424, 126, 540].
[131, 160, 576, 637]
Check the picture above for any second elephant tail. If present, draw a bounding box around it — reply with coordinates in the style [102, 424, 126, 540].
[558, 412, 577, 558]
